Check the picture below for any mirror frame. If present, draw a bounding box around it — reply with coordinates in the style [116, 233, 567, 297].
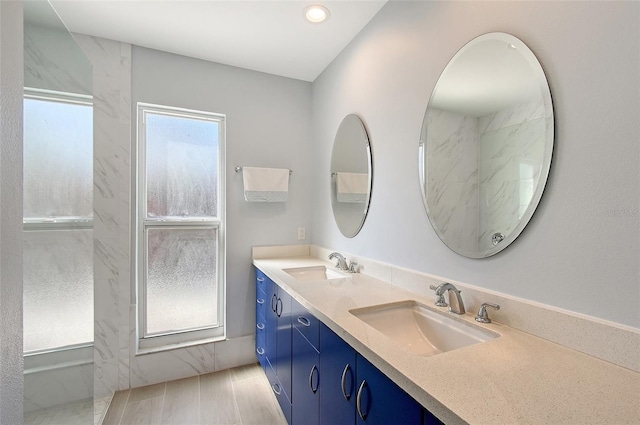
[419, 32, 554, 258]
[330, 114, 373, 238]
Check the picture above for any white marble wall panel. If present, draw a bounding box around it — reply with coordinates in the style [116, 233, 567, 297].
[425, 108, 479, 254]
[24, 24, 91, 94]
[23, 362, 93, 413]
[478, 100, 548, 252]
[129, 343, 217, 388]
[73, 34, 133, 398]
[478, 97, 546, 134]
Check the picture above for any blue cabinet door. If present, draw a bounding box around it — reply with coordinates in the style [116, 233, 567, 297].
[319, 323, 356, 425]
[265, 277, 278, 369]
[355, 354, 423, 425]
[276, 287, 292, 402]
[292, 328, 320, 425]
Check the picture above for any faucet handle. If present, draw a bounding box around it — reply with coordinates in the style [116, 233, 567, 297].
[429, 284, 448, 307]
[475, 303, 500, 323]
[348, 261, 358, 273]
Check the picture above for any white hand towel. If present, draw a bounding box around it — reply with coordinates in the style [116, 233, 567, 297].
[243, 167, 290, 202]
[336, 172, 369, 203]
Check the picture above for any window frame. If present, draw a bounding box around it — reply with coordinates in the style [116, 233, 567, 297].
[22, 88, 94, 354]
[136, 102, 226, 351]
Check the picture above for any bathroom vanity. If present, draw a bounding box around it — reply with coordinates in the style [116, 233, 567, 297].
[253, 253, 640, 425]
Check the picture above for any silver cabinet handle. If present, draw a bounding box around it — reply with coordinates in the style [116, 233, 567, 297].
[257, 298, 265, 305]
[271, 383, 281, 395]
[256, 323, 265, 330]
[297, 316, 311, 327]
[256, 347, 265, 355]
[356, 380, 368, 421]
[341, 363, 352, 401]
[275, 297, 281, 317]
[271, 294, 277, 312]
[309, 365, 318, 393]
[257, 277, 265, 282]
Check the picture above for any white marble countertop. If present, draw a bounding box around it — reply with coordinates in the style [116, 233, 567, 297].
[253, 256, 640, 425]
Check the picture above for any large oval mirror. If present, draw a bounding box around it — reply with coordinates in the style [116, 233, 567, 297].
[331, 114, 373, 238]
[419, 32, 554, 258]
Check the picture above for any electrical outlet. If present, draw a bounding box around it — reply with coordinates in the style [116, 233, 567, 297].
[297, 227, 306, 240]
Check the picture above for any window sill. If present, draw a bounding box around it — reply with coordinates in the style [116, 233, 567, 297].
[135, 335, 226, 356]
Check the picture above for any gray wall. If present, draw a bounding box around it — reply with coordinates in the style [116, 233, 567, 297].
[0, 1, 24, 424]
[311, 1, 640, 328]
[132, 46, 313, 338]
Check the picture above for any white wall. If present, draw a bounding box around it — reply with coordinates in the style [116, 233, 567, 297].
[311, 1, 640, 328]
[0, 1, 24, 423]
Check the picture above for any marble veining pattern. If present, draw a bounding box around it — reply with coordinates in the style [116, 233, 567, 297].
[74, 33, 133, 398]
[425, 98, 551, 255]
[24, 24, 92, 95]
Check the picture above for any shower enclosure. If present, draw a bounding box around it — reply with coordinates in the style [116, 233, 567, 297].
[23, 2, 95, 423]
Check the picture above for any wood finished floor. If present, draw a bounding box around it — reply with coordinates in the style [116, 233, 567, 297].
[102, 363, 288, 425]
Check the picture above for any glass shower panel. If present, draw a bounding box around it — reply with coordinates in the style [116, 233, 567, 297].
[23, 1, 94, 423]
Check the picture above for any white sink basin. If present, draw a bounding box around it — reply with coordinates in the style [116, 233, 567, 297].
[283, 266, 351, 281]
[350, 300, 499, 356]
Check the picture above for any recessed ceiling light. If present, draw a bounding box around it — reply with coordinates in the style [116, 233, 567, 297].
[304, 5, 330, 24]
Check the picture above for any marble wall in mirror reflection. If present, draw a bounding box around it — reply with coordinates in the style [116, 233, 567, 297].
[425, 96, 550, 255]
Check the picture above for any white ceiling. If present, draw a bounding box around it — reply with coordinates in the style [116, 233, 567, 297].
[50, 0, 387, 82]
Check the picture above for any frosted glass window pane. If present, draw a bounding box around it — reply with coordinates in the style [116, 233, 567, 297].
[146, 228, 217, 335]
[23, 98, 93, 218]
[145, 113, 219, 218]
[23, 229, 94, 352]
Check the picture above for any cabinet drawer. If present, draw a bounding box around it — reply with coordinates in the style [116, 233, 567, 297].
[256, 268, 268, 295]
[265, 362, 292, 424]
[256, 294, 267, 321]
[292, 298, 319, 350]
[255, 320, 267, 369]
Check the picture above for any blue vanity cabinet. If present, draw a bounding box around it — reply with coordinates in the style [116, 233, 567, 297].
[255, 267, 442, 425]
[275, 286, 292, 401]
[291, 298, 321, 425]
[255, 270, 268, 368]
[319, 323, 357, 425]
[257, 270, 292, 423]
[292, 298, 319, 350]
[319, 323, 425, 425]
[291, 327, 320, 425]
[355, 354, 423, 425]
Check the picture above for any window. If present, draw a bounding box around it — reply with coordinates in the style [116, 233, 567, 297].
[137, 103, 225, 349]
[23, 89, 93, 353]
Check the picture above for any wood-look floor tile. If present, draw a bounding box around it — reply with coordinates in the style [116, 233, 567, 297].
[233, 375, 287, 425]
[229, 363, 262, 383]
[128, 383, 166, 403]
[119, 397, 163, 425]
[101, 390, 130, 425]
[200, 369, 241, 425]
[160, 376, 200, 425]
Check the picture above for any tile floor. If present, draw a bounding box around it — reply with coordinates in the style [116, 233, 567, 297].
[23, 396, 110, 425]
[102, 362, 287, 425]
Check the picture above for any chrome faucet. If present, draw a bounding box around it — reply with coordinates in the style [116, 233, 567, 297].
[429, 283, 466, 315]
[328, 252, 349, 271]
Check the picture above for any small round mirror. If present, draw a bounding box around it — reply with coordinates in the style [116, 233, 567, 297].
[419, 32, 554, 258]
[331, 114, 373, 238]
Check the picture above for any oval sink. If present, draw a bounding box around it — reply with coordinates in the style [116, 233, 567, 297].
[350, 300, 499, 356]
[283, 266, 351, 281]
